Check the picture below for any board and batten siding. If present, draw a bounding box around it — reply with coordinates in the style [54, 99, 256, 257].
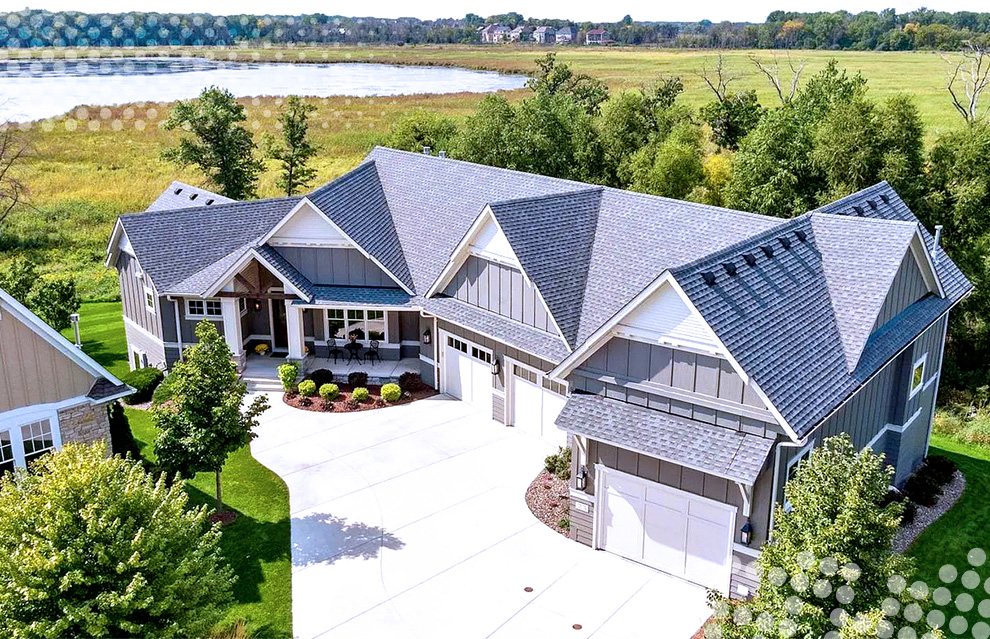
[443, 255, 554, 334]
[0, 310, 95, 414]
[273, 247, 397, 288]
[872, 252, 932, 332]
[570, 336, 779, 437]
[116, 252, 162, 339]
[123, 321, 167, 370]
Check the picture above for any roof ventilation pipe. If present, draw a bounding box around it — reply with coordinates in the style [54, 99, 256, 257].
[439, 150, 447, 158]
[933, 225, 943, 265]
[422, 146, 432, 155]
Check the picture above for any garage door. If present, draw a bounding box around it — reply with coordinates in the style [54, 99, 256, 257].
[443, 334, 493, 414]
[510, 364, 567, 446]
[600, 468, 734, 592]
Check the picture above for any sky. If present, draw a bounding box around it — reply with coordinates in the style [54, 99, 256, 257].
[14, 0, 986, 23]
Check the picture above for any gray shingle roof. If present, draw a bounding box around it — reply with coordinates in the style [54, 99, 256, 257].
[557, 393, 775, 484]
[304, 286, 416, 307]
[145, 181, 233, 212]
[256, 245, 315, 301]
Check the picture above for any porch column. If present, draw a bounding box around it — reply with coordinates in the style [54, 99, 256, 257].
[285, 300, 306, 360]
[220, 297, 244, 368]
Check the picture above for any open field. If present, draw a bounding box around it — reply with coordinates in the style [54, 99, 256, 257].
[0, 46, 970, 299]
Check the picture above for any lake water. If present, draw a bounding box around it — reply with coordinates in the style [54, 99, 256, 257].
[0, 57, 528, 121]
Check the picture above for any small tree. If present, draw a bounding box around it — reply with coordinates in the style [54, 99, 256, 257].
[386, 109, 459, 155]
[0, 441, 233, 637]
[153, 321, 269, 512]
[0, 121, 29, 243]
[264, 96, 318, 196]
[28, 276, 80, 331]
[161, 86, 265, 200]
[0, 256, 36, 304]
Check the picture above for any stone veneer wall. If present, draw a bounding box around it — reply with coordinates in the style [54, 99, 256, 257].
[57, 402, 111, 445]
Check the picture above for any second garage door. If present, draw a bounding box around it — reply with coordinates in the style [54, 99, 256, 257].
[443, 334, 493, 414]
[599, 468, 735, 592]
[510, 364, 567, 446]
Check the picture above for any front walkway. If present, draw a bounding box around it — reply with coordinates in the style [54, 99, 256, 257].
[250, 394, 710, 639]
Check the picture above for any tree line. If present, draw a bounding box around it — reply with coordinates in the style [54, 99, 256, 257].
[387, 51, 990, 398]
[3, 7, 990, 50]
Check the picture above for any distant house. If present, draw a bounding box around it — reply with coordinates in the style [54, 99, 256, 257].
[533, 26, 556, 44]
[586, 28, 611, 45]
[555, 26, 577, 43]
[481, 24, 510, 43]
[0, 286, 131, 473]
[508, 25, 533, 42]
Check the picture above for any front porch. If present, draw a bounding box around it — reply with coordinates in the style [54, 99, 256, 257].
[241, 353, 421, 392]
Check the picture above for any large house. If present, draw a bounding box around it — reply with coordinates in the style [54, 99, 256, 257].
[107, 147, 969, 596]
[480, 24, 511, 43]
[555, 26, 577, 43]
[508, 25, 533, 42]
[533, 26, 556, 44]
[586, 28, 611, 44]
[0, 287, 131, 473]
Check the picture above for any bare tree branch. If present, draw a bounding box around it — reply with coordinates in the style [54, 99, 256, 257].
[943, 44, 990, 125]
[696, 54, 742, 103]
[0, 115, 30, 241]
[749, 54, 805, 105]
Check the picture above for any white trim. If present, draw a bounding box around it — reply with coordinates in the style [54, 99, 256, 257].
[185, 297, 225, 320]
[418, 353, 435, 366]
[0, 288, 126, 388]
[909, 353, 928, 400]
[865, 407, 926, 450]
[201, 247, 309, 300]
[768, 439, 805, 538]
[323, 307, 389, 346]
[492, 388, 505, 398]
[144, 286, 157, 315]
[782, 439, 816, 512]
[122, 316, 164, 344]
[0, 397, 88, 426]
[925, 320, 950, 457]
[733, 543, 761, 558]
[435, 314, 570, 367]
[400, 340, 420, 346]
[908, 229, 945, 298]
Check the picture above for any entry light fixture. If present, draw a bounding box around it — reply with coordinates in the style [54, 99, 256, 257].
[253, 300, 263, 312]
[491, 358, 501, 376]
[422, 328, 432, 344]
[740, 520, 753, 546]
[576, 466, 588, 491]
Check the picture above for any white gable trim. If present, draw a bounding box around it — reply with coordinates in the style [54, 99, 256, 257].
[551, 271, 800, 442]
[202, 248, 308, 299]
[0, 288, 126, 388]
[909, 229, 945, 298]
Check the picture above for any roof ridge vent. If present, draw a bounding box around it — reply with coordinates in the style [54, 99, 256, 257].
[743, 253, 757, 266]
[795, 229, 807, 242]
[701, 272, 717, 286]
[174, 187, 183, 194]
[778, 236, 792, 250]
[722, 262, 737, 276]
[762, 245, 775, 258]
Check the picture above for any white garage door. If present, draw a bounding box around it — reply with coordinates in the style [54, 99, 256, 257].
[510, 364, 567, 446]
[600, 468, 735, 592]
[443, 334, 492, 414]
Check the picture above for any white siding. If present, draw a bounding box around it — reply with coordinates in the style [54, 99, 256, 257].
[617, 282, 721, 352]
[470, 215, 519, 266]
[268, 202, 349, 247]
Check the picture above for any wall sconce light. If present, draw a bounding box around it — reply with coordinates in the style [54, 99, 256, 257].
[490, 358, 501, 376]
[70, 313, 81, 349]
[740, 520, 753, 546]
[576, 466, 588, 491]
[422, 328, 431, 344]
[253, 299, 263, 312]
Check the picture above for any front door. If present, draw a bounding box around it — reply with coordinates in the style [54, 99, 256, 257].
[271, 300, 288, 351]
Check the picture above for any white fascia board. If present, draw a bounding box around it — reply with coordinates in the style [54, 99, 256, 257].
[0, 288, 126, 387]
[426, 205, 493, 298]
[910, 228, 945, 298]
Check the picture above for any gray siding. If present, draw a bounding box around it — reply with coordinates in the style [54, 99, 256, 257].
[274, 247, 396, 287]
[873, 252, 931, 332]
[161, 297, 225, 345]
[116, 252, 162, 339]
[571, 337, 779, 437]
[443, 255, 554, 333]
[731, 551, 760, 599]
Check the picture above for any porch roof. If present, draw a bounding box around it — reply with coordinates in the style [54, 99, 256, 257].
[557, 393, 775, 485]
[298, 285, 417, 308]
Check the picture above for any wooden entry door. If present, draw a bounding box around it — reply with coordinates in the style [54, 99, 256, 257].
[271, 300, 288, 351]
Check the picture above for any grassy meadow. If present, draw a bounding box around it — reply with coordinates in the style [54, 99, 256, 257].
[0, 45, 972, 299]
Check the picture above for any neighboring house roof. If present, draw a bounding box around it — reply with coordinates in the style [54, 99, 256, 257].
[145, 181, 233, 212]
[587, 29, 607, 35]
[557, 393, 775, 484]
[0, 287, 131, 405]
[534, 26, 555, 32]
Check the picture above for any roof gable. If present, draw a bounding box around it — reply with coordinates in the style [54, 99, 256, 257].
[265, 200, 351, 247]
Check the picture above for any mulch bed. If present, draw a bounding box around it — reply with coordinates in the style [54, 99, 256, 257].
[283, 384, 436, 412]
[525, 469, 570, 536]
[893, 469, 966, 553]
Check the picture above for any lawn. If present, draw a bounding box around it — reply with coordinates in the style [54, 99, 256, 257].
[906, 434, 990, 629]
[59, 300, 129, 380]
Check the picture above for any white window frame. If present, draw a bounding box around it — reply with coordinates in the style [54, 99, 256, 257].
[0, 406, 64, 472]
[909, 353, 927, 399]
[239, 298, 248, 317]
[130, 346, 148, 371]
[144, 287, 156, 314]
[323, 308, 388, 345]
[185, 298, 224, 320]
[783, 441, 815, 512]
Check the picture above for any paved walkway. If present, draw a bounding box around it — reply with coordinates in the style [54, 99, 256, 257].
[251, 393, 710, 639]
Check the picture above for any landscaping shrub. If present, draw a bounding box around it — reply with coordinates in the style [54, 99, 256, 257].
[921, 454, 958, 486]
[319, 383, 339, 401]
[277, 361, 300, 393]
[106, 402, 140, 459]
[904, 471, 942, 507]
[298, 380, 316, 397]
[348, 371, 369, 387]
[381, 383, 402, 403]
[398, 371, 425, 392]
[352, 387, 370, 402]
[309, 369, 334, 389]
[901, 500, 917, 525]
[544, 446, 571, 480]
[121, 367, 164, 405]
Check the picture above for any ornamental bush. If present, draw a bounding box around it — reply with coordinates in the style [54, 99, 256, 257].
[352, 387, 370, 402]
[381, 383, 402, 403]
[319, 383, 339, 401]
[398, 371, 425, 392]
[921, 454, 958, 486]
[298, 379, 316, 397]
[347, 371, 369, 387]
[121, 367, 164, 405]
[277, 361, 300, 393]
[904, 471, 941, 507]
[309, 369, 334, 389]
[0, 441, 234, 638]
[544, 446, 571, 480]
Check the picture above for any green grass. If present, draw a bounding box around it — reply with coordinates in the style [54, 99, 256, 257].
[59, 300, 129, 380]
[127, 408, 292, 638]
[906, 434, 990, 628]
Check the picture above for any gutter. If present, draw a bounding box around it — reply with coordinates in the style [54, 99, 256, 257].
[167, 296, 184, 363]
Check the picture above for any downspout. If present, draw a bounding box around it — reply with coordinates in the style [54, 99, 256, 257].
[167, 296, 184, 363]
[767, 438, 806, 540]
[418, 309, 440, 390]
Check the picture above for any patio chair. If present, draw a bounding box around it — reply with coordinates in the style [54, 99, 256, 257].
[345, 341, 363, 364]
[366, 340, 381, 365]
[326, 338, 343, 364]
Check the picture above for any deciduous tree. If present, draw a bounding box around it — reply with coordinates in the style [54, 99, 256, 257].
[265, 96, 318, 196]
[385, 109, 459, 154]
[27, 276, 80, 331]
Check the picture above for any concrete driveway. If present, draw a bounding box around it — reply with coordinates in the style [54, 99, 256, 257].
[251, 393, 710, 639]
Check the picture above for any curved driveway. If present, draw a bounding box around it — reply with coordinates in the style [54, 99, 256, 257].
[250, 393, 710, 639]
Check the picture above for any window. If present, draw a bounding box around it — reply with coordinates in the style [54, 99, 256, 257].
[144, 287, 156, 314]
[239, 298, 247, 316]
[327, 309, 345, 339]
[21, 420, 54, 466]
[0, 431, 13, 475]
[327, 309, 386, 342]
[783, 443, 814, 511]
[131, 348, 148, 370]
[910, 355, 927, 399]
[186, 299, 223, 318]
